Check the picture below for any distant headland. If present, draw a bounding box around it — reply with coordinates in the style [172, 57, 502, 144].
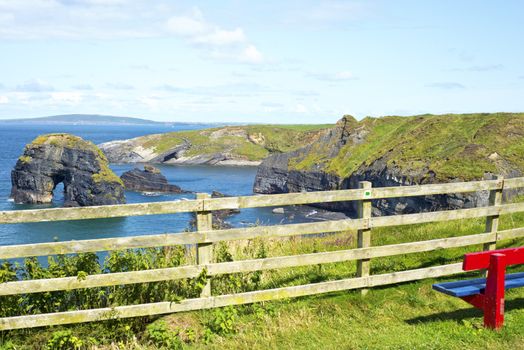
[0, 114, 218, 126]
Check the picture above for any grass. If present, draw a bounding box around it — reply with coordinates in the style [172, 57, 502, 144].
[29, 134, 94, 150]
[176, 211, 524, 350]
[184, 281, 524, 350]
[139, 124, 332, 161]
[18, 155, 32, 164]
[255, 124, 334, 132]
[289, 113, 524, 182]
[3, 207, 524, 349]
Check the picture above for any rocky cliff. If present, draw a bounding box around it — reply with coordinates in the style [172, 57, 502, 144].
[254, 113, 524, 215]
[120, 165, 187, 193]
[99, 125, 331, 166]
[11, 134, 125, 206]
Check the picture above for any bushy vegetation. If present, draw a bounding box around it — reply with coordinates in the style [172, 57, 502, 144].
[0, 246, 205, 319]
[1, 209, 524, 349]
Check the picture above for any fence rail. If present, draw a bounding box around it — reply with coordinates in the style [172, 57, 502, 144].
[1, 176, 524, 330]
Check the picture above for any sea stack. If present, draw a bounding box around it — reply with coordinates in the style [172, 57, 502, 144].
[120, 165, 186, 193]
[10, 133, 126, 206]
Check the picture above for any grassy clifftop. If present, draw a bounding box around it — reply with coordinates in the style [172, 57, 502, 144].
[101, 124, 333, 164]
[290, 113, 524, 181]
[145, 125, 332, 161]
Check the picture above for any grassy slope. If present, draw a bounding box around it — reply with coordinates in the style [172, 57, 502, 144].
[140, 124, 333, 161]
[292, 113, 524, 181]
[3, 209, 524, 349]
[180, 210, 524, 350]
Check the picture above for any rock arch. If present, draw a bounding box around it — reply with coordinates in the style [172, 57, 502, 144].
[11, 134, 125, 207]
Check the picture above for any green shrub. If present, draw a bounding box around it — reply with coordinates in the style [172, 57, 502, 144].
[0, 340, 16, 350]
[206, 306, 238, 336]
[46, 330, 83, 350]
[145, 320, 183, 349]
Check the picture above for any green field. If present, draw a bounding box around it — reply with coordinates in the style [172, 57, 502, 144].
[2, 206, 524, 349]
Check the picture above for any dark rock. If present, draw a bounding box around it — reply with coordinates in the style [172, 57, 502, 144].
[11, 133, 125, 206]
[253, 116, 522, 216]
[189, 191, 241, 230]
[120, 165, 187, 193]
[210, 191, 241, 229]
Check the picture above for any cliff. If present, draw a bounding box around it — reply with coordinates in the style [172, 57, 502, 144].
[11, 134, 125, 206]
[254, 113, 524, 215]
[99, 124, 331, 166]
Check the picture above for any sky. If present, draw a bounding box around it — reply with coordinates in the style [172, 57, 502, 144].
[0, 0, 523, 123]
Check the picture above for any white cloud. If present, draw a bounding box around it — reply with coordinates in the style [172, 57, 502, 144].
[166, 8, 207, 36]
[0, 96, 8, 104]
[0, 1, 173, 39]
[106, 82, 134, 90]
[166, 7, 263, 64]
[193, 28, 246, 46]
[50, 92, 83, 104]
[16, 79, 55, 92]
[240, 45, 264, 64]
[294, 104, 308, 113]
[72, 84, 93, 90]
[0, 2, 264, 64]
[138, 95, 161, 109]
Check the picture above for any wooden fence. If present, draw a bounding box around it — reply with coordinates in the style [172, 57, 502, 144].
[1, 175, 524, 331]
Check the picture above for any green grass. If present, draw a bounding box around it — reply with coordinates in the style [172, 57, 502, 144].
[289, 113, 524, 181]
[139, 124, 332, 161]
[4, 209, 524, 349]
[184, 281, 524, 350]
[177, 211, 524, 350]
[255, 124, 334, 132]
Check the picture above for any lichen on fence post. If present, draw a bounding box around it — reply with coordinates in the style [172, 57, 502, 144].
[484, 175, 504, 252]
[196, 193, 213, 297]
[357, 181, 372, 295]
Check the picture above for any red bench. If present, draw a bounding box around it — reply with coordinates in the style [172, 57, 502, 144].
[433, 247, 524, 329]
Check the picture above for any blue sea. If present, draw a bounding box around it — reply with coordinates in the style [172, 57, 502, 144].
[0, 123, 325, 247]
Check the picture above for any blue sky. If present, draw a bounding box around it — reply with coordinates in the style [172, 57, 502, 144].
[0, 0, 523, 123]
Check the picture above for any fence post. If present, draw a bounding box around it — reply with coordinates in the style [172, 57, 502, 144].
[357, 181, 372, 295]
[196, 193, 213, 297]
[483, 175, 504, 251]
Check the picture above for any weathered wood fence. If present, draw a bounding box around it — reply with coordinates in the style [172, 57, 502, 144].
[1, 176, 524, 330]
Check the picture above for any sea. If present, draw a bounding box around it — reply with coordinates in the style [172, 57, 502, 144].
[0, 123, 332, 248]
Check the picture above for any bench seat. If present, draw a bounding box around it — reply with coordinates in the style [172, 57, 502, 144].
[433, 272, 524, 298]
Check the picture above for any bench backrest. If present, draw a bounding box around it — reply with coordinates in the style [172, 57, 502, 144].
[463, 247, 524, 271]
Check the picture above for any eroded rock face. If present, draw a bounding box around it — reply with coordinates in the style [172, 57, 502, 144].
[120, 165, 187, 193]
[253, 115, 524, 216]
[11, 134, 125, 206]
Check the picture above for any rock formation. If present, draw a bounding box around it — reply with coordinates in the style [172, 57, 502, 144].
[254, 113, 524, 216]
[11, 133, 125, 206]
[209, 191, 241, 229]
[98, 125, 328, 166]
[188, 191, 241, 230]
[120, 165, 187, 193]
